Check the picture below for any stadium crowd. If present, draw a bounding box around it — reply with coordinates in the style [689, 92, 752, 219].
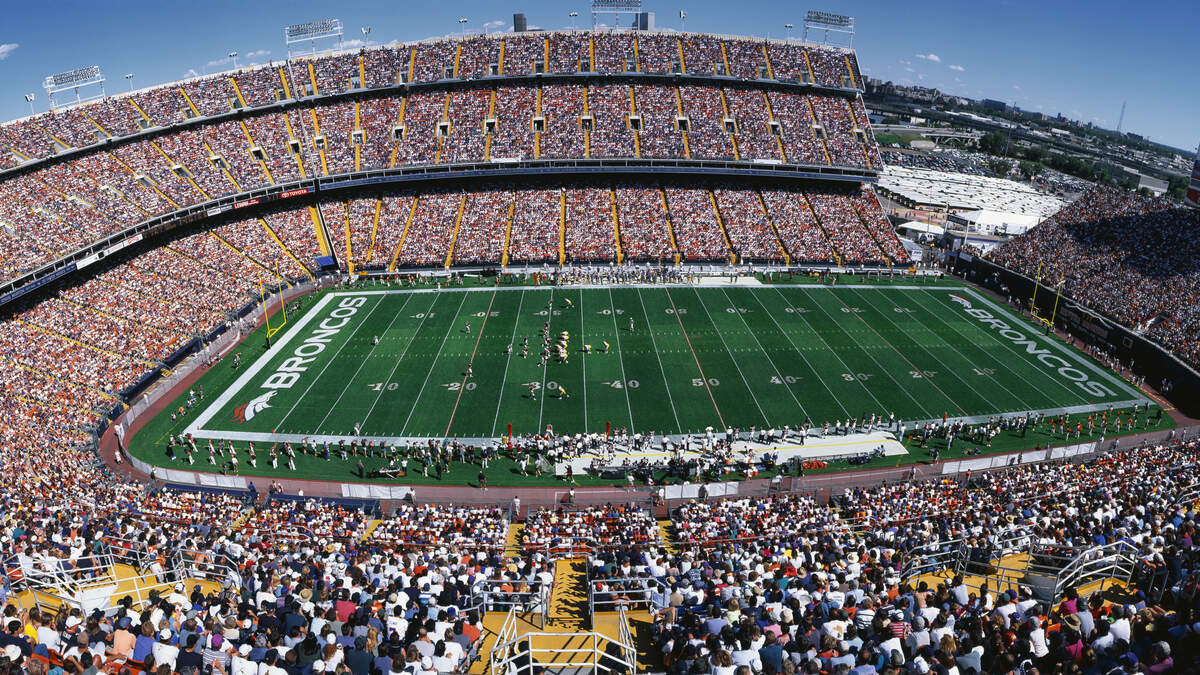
[990, 187, 1200, 369]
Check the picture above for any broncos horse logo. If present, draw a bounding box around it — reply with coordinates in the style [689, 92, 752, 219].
[232, 390, 277, 424]
[947, 292, 973, 309]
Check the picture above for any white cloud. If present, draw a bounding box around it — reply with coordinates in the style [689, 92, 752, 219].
[206, 48, 271, 69]
[0, 43, 17, 60]
[482, 20, 505, 30]
[184, 68, 200, 79]
[1012, 84, 1021, 90]
[904, 67, 915, 73]
[917, 73, 927, 80]
[339, 39, 377, 49]
[915, 53, 941, 63]
[898, 59, 911, 65]
[948, 64, 964, 72]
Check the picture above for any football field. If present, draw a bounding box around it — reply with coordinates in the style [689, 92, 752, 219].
[183, 281, 1144, 444]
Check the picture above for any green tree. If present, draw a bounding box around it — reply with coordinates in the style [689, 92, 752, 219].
[979, 131, 1008, 156]
[1018, 161, 1043, 179]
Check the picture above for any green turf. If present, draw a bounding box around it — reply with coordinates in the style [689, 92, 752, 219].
[126, 280, 1153, 486]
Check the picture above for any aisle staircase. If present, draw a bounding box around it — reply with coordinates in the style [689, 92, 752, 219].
[548, 558, 589, 630]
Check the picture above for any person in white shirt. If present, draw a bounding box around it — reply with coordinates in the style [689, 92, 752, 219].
[152, 630, 180, 671]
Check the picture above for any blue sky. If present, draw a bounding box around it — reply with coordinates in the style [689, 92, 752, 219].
[0, 0, 1195, 153]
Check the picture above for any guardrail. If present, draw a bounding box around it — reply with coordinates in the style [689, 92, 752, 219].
[588, 574, 666, 617]
[472, 578, 551, 629]
[488, 605, 635, 675]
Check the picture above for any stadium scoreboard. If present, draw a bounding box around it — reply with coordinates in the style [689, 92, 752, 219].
[1187, 143, 1200, 209]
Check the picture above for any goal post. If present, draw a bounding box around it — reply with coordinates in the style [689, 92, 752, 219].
[259, 267, 289, 340]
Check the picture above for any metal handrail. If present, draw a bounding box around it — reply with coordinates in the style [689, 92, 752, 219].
[1053, 541, 1138, 600]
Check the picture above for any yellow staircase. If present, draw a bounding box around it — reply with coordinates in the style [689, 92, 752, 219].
[548, 558, 589, 629]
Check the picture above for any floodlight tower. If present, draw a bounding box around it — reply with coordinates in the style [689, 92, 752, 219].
[592, 0, 642, 29]
[43, 66, 106, 110]
[803, 10, 855, 48]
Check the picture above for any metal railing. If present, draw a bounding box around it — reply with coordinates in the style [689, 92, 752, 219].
[588, 575, 667, 617]
[487, 605, 636, 675]
[1052, 541, 1138, 601]
[471, 578, 551, 629]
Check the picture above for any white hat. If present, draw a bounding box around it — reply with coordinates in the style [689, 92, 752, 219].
[238, 644, 252, 657]
[66, 616, 82, 628]
[4, 645, 21, 661]
[159, 629, 172, 640]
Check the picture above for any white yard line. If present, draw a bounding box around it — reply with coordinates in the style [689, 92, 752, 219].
[359, 294, 439, 430]
[272, 295, 386, 432]
[187, 292, 338, 434]
[312, 294, 414, 433]
[850, 288, 1002, 415]
[718, 288, 809, 420]
[490, 291, 527, 436]
[537, 289, 554, 429]
[607, 289, 636, 434]
[766, 286, 889, 414]
[799, 287, 938, 418]
[688, 287, 771, 427]
[399, 293, 469, 436]
[744, 288, 852, 419]
[578, 289, 588, 432]
[634, 288, 683, 431]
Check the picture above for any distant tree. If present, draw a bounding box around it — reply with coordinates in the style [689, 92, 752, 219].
[979, 131, 1008, 156]
[1018, 161, 1043, 179]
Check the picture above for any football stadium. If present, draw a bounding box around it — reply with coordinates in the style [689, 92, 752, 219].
[1, 4, 1199, 675]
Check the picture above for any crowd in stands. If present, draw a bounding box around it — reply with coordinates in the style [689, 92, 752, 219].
[991, 187, 1200, 369]
[369, 504, 508, 551]
[647, 438, 1200, 674]
[452, 191, 512, 266]
[616, 186, 677, 262]
[0, 77, 888, 289]
[524, 503, 661, 552]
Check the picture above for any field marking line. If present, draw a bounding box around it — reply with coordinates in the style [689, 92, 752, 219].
[717, 288, 809, 420]
[361, 295, 440, 431]
[766, 286, 888, 415]
[273, 295, 387, 433]
[633, 288, 684, 432]
[187, 292, 338, 434]
[921, 290, 1107, 405]
[607, 288, 638, 434]
[443, 290, 499, 437]
[490, 291, 527, 436]
[663, 288, 727, 429]
[741, 287, 852, 420]
[399, 292, 469, 436]
[578, 289, 588, 432]
[895, 289, 1046, 410]
[851, 287, 1005, 415]
[801, 287, 941, 418]
[312, 293, 415, 433]
[960, 288, 1145, 401]
[825, 287, 967, 417]
[538, 289, 555, 430]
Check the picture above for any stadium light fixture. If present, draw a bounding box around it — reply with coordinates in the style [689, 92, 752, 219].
[362, 26, 371, 39]
[803, 10, 855, 47]
[229, 51, 239, 69]
[679, 10, 687, 32]
[125, 73, 134, 92]
[569, 11, 579, 29]
[458, 17, 468, 36]
[24, 93, 35, 116]
[785, 23, 793, 41]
